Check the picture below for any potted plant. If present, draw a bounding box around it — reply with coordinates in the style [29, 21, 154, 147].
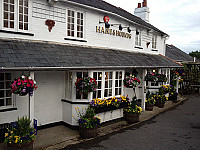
[155, 95, 168, 108]
[123, 75, 140, 88]
[74, 107, 101, 139]
[169, 87, 178, 103]
[11, 75, 37, 96]
[144, 73, 157, 82]
[145, 91, 156, 111]
[4, 116, 36, 150]
[75, 77, 97, 94]
[155, 73, 167, 82]
[124, 102, 142, 123]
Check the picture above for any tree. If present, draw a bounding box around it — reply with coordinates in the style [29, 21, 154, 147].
[189, 51, 200, 59]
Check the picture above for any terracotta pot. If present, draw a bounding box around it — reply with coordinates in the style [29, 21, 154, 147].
[156, 101, 165, 108]
[7, 141, 33, 150]
[145, 103, 154, 111]
[124, 113, 139, 123]
[79, 127, 97, 139]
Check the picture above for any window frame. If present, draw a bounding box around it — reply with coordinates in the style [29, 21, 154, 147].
[66, 9, 85, 39]
[0, 72, 15, 110]
[91, 70, 124, 99]
[0, 0, 31, 33]
[135, 30, 142, 47]
[152, 34, 157, 49]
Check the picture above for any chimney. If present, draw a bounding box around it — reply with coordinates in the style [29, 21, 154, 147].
[134, 0, 150, 22]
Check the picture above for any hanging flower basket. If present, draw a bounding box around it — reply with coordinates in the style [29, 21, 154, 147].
[144, 73, 157, 82]
[75, 77, 97, 94]
[11, 75, 37, 96]
[123, 75, 140, 88]
[155, 74, 167, 82]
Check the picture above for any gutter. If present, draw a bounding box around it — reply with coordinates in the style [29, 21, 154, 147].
[58, 0, 168, 36]
[1, 65, 182, 71]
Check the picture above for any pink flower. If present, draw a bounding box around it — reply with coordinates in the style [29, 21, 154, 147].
[17, 82, 21, 85]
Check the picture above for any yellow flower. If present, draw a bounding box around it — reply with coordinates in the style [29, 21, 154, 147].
[83, 107, 84, 109]
[5, 133, 8, 137]
[10, 131, 13, 134]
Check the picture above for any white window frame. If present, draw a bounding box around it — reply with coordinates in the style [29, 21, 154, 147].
[0, 0, 31, 32]
[152, 34, 157, 49]
[65, 71, 72, 99]
[66, 9, 85, 39]
[135, 30, 142, 46]
[0, 72, 15, 110]
[91, 70, 124, 99]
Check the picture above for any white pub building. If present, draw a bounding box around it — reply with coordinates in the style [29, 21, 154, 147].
[0, 0, 181, 127]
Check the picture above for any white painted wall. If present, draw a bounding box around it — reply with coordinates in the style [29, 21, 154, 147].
[0, 0, 167, 55]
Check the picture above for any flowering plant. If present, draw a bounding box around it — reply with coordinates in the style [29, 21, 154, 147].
[159, 85, 172, 94]
[123, 75, 140, 88]
[155, 95, 168, 103]
[4, 116, 36, 145]
[75, 77, 97, 94]
[124, 104, 142, 114]
[145, 91, 156, 104]
[90, 96, 130, 113]
[11, 75, 37, 96]
[155, 73, 167, 82]
[144, 73, 157, 81]
[74, 107, 101, 129]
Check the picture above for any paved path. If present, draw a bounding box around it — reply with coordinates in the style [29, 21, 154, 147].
[66, 95, 200, 150]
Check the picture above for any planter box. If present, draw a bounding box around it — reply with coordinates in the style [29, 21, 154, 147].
[95, 108, 124, 123]
[79, 127, 97, 139]
[124, 113, 139, 123]
[145, 103, 154, 111]
[7, 141, 33, 150]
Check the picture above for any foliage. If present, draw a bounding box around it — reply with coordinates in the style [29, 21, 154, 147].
[145, 91, 156, 104]
[159, 85, 172, 94]
[4, 116, 36, 144]
[124, 102, 142, 114]
[74, 107, 101, 129]
[11, 75, 37, 96]
[75, 77, 97, 94]
[90, 96, 130, 109]
[144, 73, 157, 81]
[123, 75, 140, 88]
[189, 50, 200, 59]
[145, 73, 167, 82]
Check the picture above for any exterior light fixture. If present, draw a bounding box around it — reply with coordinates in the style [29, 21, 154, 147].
[47, 0, 58, 5]
[136, 30, 140, 35]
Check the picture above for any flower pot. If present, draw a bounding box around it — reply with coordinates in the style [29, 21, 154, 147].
[79, 127, 97, 139]
[145, 103, 154, 111]
[169, 94, 178, 102]
[124, 113, 139, 123]
[155, 101, 165, 108]
[7, 141, 33, 150]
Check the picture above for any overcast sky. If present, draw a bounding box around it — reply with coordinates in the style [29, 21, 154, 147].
[104, 0, 200, 53]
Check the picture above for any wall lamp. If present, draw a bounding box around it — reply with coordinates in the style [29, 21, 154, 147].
[99, 21, 110, 28]
[118, 25, 132, 33]
[136, 29, 140, 35]
[47, 0, 59, 5]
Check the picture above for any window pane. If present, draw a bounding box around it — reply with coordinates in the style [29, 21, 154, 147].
[119, 80, 122, 87]
[119, 72, 122, 79]
[115, 88, 118, 95]
[6, 90, 11, 97]
[0, 99, 4, 106]
[116, 72, 119, 79]
[109, 80, 112, 88]
[19, 6, 23, 13]
[0, 73, 4, 80]
[0, 82, 4, 89]
[83, 72, 88, 78]
[77, 72, 82, 79]
[93, 72, 97, 80]
[24, 7, 28, 15]
[82, 93, 88, 99]
[93, 91, 96, 99]
[105, 80, 108, 88]
[10, 21, 14, 28]
[109, 89, 112, 96]
[24, 0, 28, 7]
[19, 14, 23, 21]
[19, 0, 23, 5]
[115, 80, 118, 87]
[76, 91, 81, 99]
[10, 0, 14, 4]
[10, 5, 14, 12]
[98, 72, 102, 80]
[77, 12, 80, 18]
[24, 15, 28, 22]
[119, 88, 122, 95]
[4, 20, 8, 28]
[19, 22, 23, 29]
[10, 13, 14, 20]
[4, 12, 8, 19]
[0, 91, 4, 98]
[97, 90, 101, 98]
[104, 89, 108, 97]
[98, 81, 101, 89]
[109, 72, 112, 79]
[6, 81, 11, 89]
[4, 3, 8, 11]
[6, 98, 12, 106]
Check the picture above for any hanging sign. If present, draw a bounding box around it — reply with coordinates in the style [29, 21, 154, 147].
[104, 16, 110, 22]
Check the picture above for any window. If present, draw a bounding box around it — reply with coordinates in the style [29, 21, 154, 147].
[76, 72, 88, 99]
[0, 73, 13, 108]
[2, 0, 29, 31]
[65, 72, 72, 99]
[115, 71, 122, 96]
[93, 71, 123, 99]
[67, 10, 84, 38]
[135, 30, 141, 46]
[152, 34, 157, 49]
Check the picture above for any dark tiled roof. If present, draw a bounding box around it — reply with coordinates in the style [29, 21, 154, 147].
[166, 44, 194, 62]
[66, 0, 167, 35]
[0, 39, 181, 69]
